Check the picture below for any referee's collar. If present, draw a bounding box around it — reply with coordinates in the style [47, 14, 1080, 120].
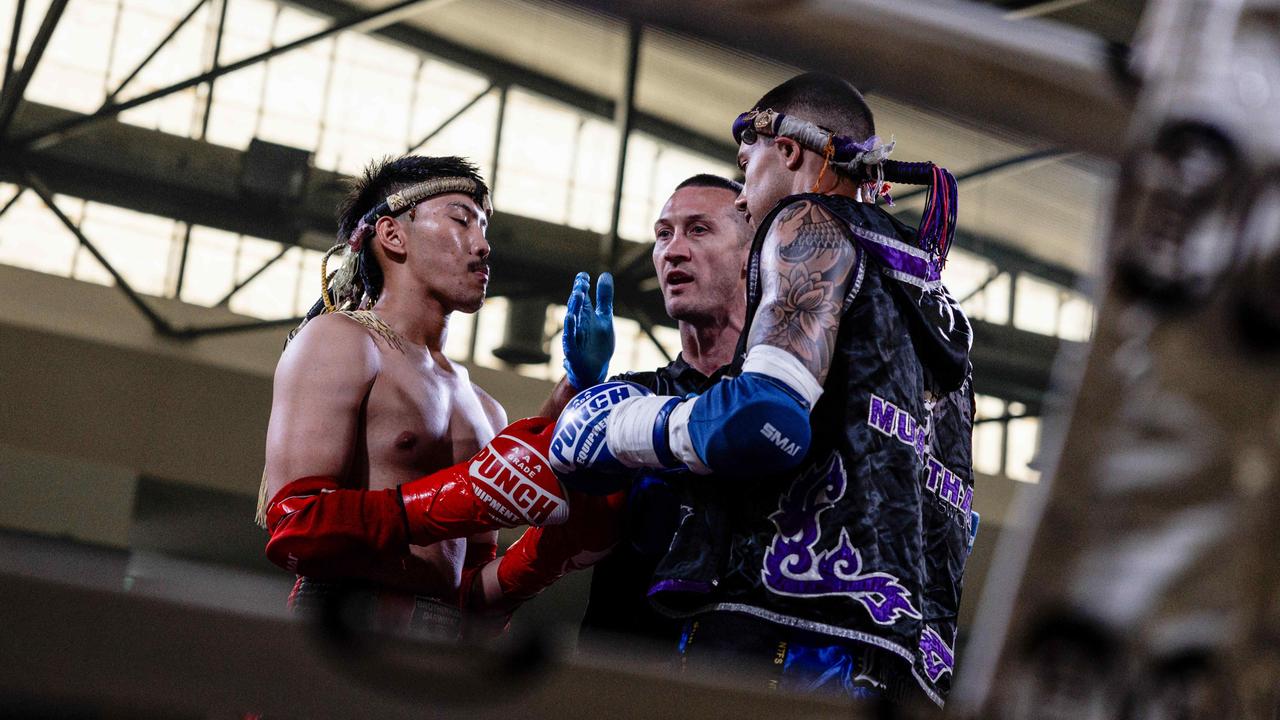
[666, 353, 731, 388]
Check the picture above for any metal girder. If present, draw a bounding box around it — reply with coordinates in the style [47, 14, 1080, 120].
[214, 244, 292, 308]
[612, 147, 1086, 291]
[891, 147, 1071, 204]
[489, 84, 507, 195]
[281, 0, 738, 162]
[0, 0, 68, 140]
[22, 170, 175, 335]
[405, 82, 494, 153]
[621, 299, 675, 363]
[2, 0, 25, 97]
[0, 186, 23, 219]
[553, 0, 1133, 158]
[172, 315, 307, 340]
[1005, 0, 1099, 20]
[106, 0, 208, 104]
[969, 318, 1062, 413]
[15, 0, 449, 152]
[8, 98, 1075, 409]
[957, 267, 1004, 305]
[199, 0, 229, 140]
[602, 20, 642, 272]
[954, 225, 1082, 291]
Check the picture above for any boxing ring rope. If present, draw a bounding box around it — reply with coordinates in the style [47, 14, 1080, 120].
[0, 532, 861, 719]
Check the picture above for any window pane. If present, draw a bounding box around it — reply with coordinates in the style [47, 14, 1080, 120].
[566, 120, 619, 234]
[1006, 416, 1041, 483]
[471, 296, 509, 370]
[0, 190, 79, 277]
[294, 248, 325, 317]
[944, 248, 996, 318]
[1058, 291, 1094, 342]
[25, 0, 118, 112]
[78, 203, 176, 296]
[975, 272, 1011, 325]
[495, 90, 582, 225]
[412, 93, 499, 184]
[1013, 274, 1061, 336]
[407, 59, 491, 150]
[228, 239, 297, 320]
[617, 134, 658, 241]
[179, 227, 238, 306]
[316, 32, 420, 175]
[631, 323, 679, 373]
[972, 395, 1006, 476]
[443, 309, 476, 363]
[255, 9, 332, 150]
[203, 0, 286, 148]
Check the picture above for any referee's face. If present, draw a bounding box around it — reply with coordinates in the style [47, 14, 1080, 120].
[653, 186, 751, 326]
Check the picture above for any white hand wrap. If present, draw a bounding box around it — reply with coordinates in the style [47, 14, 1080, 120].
[666, 398, 711, 474]
[605, 395, 681, 469]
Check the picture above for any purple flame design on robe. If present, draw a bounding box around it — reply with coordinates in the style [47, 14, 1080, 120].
[919, 625, 955, 682]
[762, 454, 921, 626]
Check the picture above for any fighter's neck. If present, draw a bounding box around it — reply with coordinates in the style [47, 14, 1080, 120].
[790, 167, 862, 200]
[678, 315, 743, 377]
[370, 293, 449, 351]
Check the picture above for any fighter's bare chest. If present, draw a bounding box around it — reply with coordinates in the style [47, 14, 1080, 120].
[362, 357, 493, 473]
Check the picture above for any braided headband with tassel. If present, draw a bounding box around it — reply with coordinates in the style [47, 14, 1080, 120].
[345, 176, 493, 254]
[319, 176, 493, 314]
[733, 108, 958, 262]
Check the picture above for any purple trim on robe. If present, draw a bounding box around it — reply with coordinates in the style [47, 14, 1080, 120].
[648, 578, 715, 597]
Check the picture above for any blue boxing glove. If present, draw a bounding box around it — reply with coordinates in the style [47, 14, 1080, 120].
[562, 272, 615, 390]
[553, 346, 822, 485]
[548, 381, 652, 494]
[599, 345, 824, 478]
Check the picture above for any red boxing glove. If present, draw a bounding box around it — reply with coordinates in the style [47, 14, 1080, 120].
[456, 539, 497, 609]
[265, 418, 569, 578]
[400, 417, 569, 542]
[466, 490, 626, 612]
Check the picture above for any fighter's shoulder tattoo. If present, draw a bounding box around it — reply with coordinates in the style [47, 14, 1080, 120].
[774, 200, 851, 263]
[751, 199, 856, 383]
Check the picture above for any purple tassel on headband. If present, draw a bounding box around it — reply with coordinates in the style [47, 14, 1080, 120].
[883, 160, 958, 264]
[733, 108, 957, 267]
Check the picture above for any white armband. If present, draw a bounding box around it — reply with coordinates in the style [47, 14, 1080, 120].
[666, 399, 711, 475]
[741, 344, 824, 408]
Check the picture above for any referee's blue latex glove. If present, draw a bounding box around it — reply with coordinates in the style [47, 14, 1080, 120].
[562, 271, 615, 390]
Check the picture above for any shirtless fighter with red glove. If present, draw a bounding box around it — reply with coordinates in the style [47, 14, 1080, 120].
[256, 156, 570, 639]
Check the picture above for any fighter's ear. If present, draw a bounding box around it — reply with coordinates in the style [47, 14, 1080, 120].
[775, 136, 805, 171]
[374, 215, 407, 263]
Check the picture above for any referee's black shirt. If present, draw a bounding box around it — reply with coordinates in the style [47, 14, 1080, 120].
[576, 354, 729, 650]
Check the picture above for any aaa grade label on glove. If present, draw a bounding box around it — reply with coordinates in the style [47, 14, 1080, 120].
[470, 434, 568, 526]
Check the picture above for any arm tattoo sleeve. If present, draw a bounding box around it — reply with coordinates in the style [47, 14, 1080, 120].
[747, 200, 856, 385]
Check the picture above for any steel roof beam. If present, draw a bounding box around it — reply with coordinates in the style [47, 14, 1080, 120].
[0, 0, 69, 140]
[281, 0, 739, 162]
[14, 0, 449, 152]
[555, 0, 1133, 158]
